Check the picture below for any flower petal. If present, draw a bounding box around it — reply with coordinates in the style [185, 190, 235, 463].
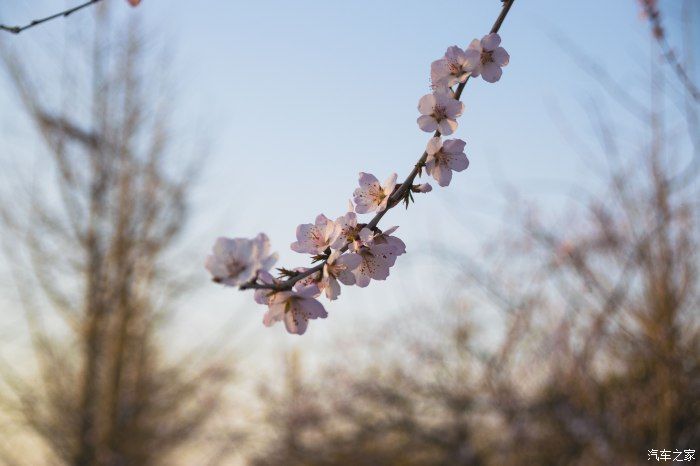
[442, 138, 466, 154]
[383, 226, 399, 236]
[430, 59, 450, 86]
[338, 252, 362, 270]
[324, 277, 341, 300]
[438, 118, 458, 136]
[467, 38, 482, 52]
[445, 45, 466, 64]
[492, 47, 510, 67]
[284, 310, 308, 335]
[426, 137, 442, 155]
[260, 252, 278, 271]
[263, 302, 285, 327]
[462, 49, 481, 72]
[447, 153, 469, 172]
[383, 173, 397, 192]
[433, 164, 453, 187]
[359, 227, 374, 244]
[481, 62, 503, 83]
[481, 33, 501, 51]
[290, 223, 316, 253]
[417, 115, 439, 133]
[358, 172, 379, 189]
[417, 93, 436, 115]
[444, 98, 464, 118]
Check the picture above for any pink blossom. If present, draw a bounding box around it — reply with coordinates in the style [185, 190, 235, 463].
[290, 214, 338, 254]
[369, 227, 406, 260]
[417, 92, 464, 135]
[463, 33, 509, 83]
[330, 210, 359, 249]
[321, 251, 361, 300]
[352, 244, 401, 288]
[431, 46, 470, 91]
[425, 137, 469, 187]
[254, 270, 276, 305]
[206, 233, 277, 287]
[262, 285, 328, 335]
[353, 172, 397, 214]
[292, 267, 322, 295]
[356, 226, 406, 260]
[253, 233, 278, 267]
[350, 227, 405, 287]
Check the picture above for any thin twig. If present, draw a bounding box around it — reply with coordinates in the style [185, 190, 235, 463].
[0, 0, 104, 35]
[641, 1, 700, 102]
[240, 0, 517, 292]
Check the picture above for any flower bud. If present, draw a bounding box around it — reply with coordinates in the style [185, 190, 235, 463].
[412, 183, 433, 193]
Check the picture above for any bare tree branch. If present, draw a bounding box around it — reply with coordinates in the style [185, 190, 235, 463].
[0, 0, 104, 35]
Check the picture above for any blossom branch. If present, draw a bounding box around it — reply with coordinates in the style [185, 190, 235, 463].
[208, 1, 516, 335]
[238, 0, 516, 293]
[370, 0, 514, 227]
[239, 261, 325, 291]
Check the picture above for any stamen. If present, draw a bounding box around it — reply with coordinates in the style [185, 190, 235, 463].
[226, 260, 246, 278]
[433, 105, 448, 120]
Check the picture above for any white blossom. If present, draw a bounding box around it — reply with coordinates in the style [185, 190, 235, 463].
[292, 268, 322, 295]
[352, 244, 398, 287]
[321, 251, 361, 300]
[353, 172, 397, 214]
[206, 233, 277, 287]
[262, 285, 328, 335]
[431, 45, 470, 91]
[290, 214, 338, 255]
[330, 210, 359, 249]
[417, 92, 464, 135]
[351, 227, 406, 287]
[425, 137, 469, 187]
[463, 33, 509, 83]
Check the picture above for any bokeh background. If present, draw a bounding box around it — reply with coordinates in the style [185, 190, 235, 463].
[0, 0, 698, 464]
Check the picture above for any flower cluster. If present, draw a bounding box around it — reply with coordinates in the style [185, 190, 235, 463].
[205, 234, 278, 287]
[207, 32, 509, 335]
[430, 33, 509, 89]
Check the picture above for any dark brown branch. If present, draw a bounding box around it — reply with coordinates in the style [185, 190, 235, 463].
[0, 0, 104, 35]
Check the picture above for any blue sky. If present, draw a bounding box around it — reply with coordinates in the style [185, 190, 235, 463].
[1, 0, 697, 351]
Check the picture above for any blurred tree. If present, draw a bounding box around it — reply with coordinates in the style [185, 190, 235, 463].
[250, 307, 498, 466]
[250, 3, 699, 465]
[0, 4, 233, 466]
[482, 72, 700, 465]
[252, 100, 699, 464]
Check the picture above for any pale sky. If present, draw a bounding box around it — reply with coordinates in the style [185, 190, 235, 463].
[0, 0, 697, 357]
